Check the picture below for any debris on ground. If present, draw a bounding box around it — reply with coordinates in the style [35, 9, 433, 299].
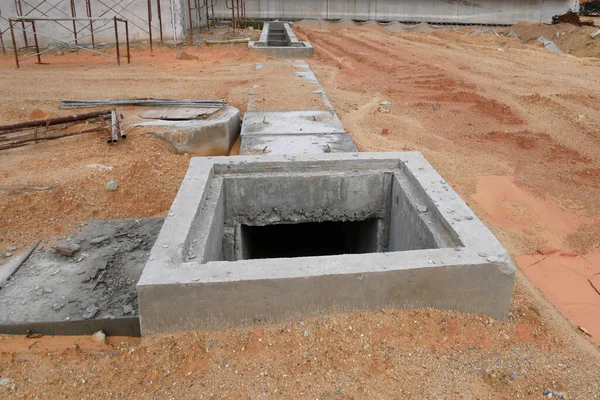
[552, 10, 595, 26]
[0, 109, 118, 150]
[579, 326, 592, 336]
[537, 36, 563, 54]
[52, 241, 80, 257]
[105, 180, 118, 192]
[92, 330, 106, 343]
[175, 50, 199, 60]
[205, 38, 251, 45]
[0, 218, 163, 324]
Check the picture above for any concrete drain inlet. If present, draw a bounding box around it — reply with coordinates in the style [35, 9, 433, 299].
[137, 152, 515, 334]
[249, 22, 314, 58]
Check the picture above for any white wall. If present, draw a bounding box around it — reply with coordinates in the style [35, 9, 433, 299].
[212, 0, 579, 24]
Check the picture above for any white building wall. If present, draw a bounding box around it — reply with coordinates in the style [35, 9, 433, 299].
[213, 0, 579, 24]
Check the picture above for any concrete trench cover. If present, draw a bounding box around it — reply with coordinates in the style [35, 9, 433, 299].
[137, 152, 515, 334]
[135, 106, 241, 156]
[240, 60, 358, 155]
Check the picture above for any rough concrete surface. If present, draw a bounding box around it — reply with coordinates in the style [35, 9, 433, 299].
[0, 218, 163, 324]
[135, 106, 241, 156]
[241, 111, 345, 135]
[137, 153, 515, 334]
[239, 133, 359, 155]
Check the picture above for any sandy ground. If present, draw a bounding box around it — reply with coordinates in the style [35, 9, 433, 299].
[0, 24, 599, 398]
[296, 24, 600, 344]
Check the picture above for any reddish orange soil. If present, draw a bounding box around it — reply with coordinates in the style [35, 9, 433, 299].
[1, 24, 600, 398]
[297, 25, 600, 344]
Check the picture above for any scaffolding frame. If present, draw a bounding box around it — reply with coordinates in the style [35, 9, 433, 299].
[8, 16, 130, 68]
[1, 0, 162, 55]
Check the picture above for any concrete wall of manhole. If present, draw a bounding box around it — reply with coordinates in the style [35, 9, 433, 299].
[187, 170, 460, 263]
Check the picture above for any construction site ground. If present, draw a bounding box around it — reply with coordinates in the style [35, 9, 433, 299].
[1, 22, 600, 398]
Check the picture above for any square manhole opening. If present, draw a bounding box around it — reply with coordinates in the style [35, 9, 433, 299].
[188, 168, 461, 263]
[240, 219, 379, 259]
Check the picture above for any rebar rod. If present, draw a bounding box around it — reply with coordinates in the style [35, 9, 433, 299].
[60, 99, 226, 108]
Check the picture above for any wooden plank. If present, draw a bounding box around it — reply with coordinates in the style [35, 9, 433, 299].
[140, 107, 219, 120]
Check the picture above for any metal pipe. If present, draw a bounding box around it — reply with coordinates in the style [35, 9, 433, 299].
[147, 0, 153, 53]
[156, 0, 163, 41]
[9, 19, 19, 69]
[125, 20, 130, 64]
[170, 0, 177, 42]
[231, 0, 235, 34]
[187, 0, 194, 42]
[1, 127, 107, 150]
[236, 0, 240, 28]
[11, 17, 114, 21]
[70, 0, 79, 54]
[110, 109, 119, 143]
[119, 114, 127, 139]
[14, 0, 28, 48]
[114, 16, 120, 66]
[0, 110, 113, 134]
[60, 99, 225, 108]
[0, 8, 7, 56]
[204, 0, 209, 29]
[31, 20, 41, 64]
[242, 0, 246, 28]
[86, 0, 95, 48]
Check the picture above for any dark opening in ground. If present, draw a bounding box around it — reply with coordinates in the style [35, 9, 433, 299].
[241, 219, 379, 260]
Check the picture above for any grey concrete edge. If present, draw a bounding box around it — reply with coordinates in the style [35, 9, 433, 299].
[137, 152, 515, 288]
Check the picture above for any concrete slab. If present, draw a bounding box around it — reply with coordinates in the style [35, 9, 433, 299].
[241, 111, 345, 136]
[240, 62, 357, 155]
[135, 106, 241, 156]
[239, 133, 359, 155]
[137, 152, 515, 334]
[0, 218, 163, 325]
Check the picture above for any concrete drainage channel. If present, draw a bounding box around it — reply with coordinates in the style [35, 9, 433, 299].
[249, 22, 314, 58]
[0, 22, 515, 337]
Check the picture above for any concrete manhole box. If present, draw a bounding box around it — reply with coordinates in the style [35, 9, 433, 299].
[137, 152, 514, 334]
[249, 22, 314, 58]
